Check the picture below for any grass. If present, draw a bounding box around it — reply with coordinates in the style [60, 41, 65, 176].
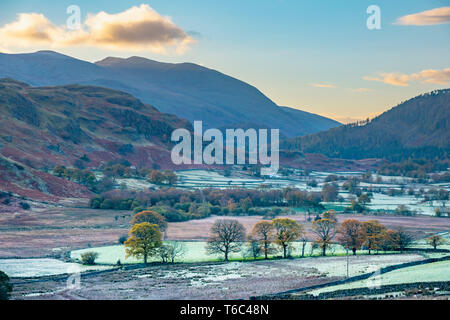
[308, 259, 450, 296]
[0, 258, 111, 278]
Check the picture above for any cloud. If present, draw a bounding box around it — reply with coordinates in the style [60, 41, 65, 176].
[350, 88, 373, 93]
[0, 4, 194, 54]
[310, 83, 337, 88]
[363, 68, 450, 87]
[394, 6, 450, 26]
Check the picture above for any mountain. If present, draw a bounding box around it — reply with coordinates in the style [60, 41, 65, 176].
[282, 89, 450, 161]
[0, 79, 191, 200]
[0, 51, 340, 137]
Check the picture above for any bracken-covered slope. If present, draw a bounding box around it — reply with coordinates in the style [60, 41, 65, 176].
[0, 79, 192, 200]
[0, 51, 340, 138]
[282, 89, 450, 161]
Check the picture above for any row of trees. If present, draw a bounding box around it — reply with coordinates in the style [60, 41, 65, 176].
[89, 187, 325, 222]
[378, 159, 449, 180]
[82, 209, 447, 266]
[148, 170, 178, 185]
[206, 211, 421, 261]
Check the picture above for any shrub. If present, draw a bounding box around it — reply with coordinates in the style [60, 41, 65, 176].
[153, 206, 188, 222]
[80, 252, 99, 265]
[118, 235, 128, 244]
[20, 202, 30, 210]
[0, 271, 12, 300]
[100, 199, 114, 209]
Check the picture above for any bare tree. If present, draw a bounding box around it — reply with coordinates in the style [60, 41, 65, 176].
[312, 218, 338, 256]
[207, 220, 246, 261]
[300, 235, 309, 258]
[158, 242, 186, 264]
[246, 237, 262, 260]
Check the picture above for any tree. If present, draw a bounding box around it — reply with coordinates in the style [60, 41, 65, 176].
[358, 193, 371, 206]
[0, 271, 12, 300]
[427, 235, 447, 251]
[125, 223, 162, 264]
[338, 219, 362, 255]
[149, 170, 165, 185]
[207, 220, 246, 261]
[131, 210, 168, 233]
[389, 228, 414, 253]
[103, 164, 126, 182]
[80, 252, 99, 265]
[164, 170, 178, 185]
[380, 229, 396, 252]
[53, 165, 66, 177]
[251, 221, 274, 260]
[322, 183, 339, 202]
[246, 237, 262, 260]
[322, 210, 338, 222]
[240, 197, 253, 213]
[157, 242, 186, 264]
[396, 204, 412, 216]
[312, 218, 338, 256]
[300, 235, 309, 258]
[358, 220, 386, 254]
[272, 218, 303, 258]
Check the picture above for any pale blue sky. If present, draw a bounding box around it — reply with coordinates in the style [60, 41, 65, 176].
[0, 0, 449, 122]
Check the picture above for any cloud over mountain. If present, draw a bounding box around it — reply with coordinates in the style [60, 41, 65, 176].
[0, 4, 194, 54]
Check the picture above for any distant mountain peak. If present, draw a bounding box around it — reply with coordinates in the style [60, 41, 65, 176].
[95, 56, 203, 72]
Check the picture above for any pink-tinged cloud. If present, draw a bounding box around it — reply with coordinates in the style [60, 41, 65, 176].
[395, 6, 450, 26]
[350, 88, 373, 93]
[310, 83, 337, 88]
[364, 68, 450, 87]
[0, 4, 194, 54]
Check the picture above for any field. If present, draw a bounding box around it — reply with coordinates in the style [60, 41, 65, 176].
[113, 170, 449, 216]
[306, 260, 450, 297]
[0, 259, 111, 278]
[2, 169, 449, 300]
[10, 254, 425, 300]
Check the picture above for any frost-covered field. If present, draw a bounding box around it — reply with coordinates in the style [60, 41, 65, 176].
[308, 260, 450, 296]
[11, 253, 425, 300]
[71, 242, 234, 264]
[176, 170, 300, 190]
[0, 258, 111, 278]
[176, 170, 449, 215]
[103, 169, 449, 216]
[115, 178, 157, 191]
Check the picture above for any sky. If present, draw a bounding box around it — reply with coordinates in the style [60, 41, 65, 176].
[0, 0, 449, 123]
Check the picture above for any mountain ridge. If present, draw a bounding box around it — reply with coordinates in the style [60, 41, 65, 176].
[0, 50, 340, 137]
[282, 89, 450, 161]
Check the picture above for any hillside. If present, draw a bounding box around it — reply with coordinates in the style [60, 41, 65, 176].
[282, 90, 450, 161]
[0, 51, 340, 137]
[0, 79, 191, 200]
